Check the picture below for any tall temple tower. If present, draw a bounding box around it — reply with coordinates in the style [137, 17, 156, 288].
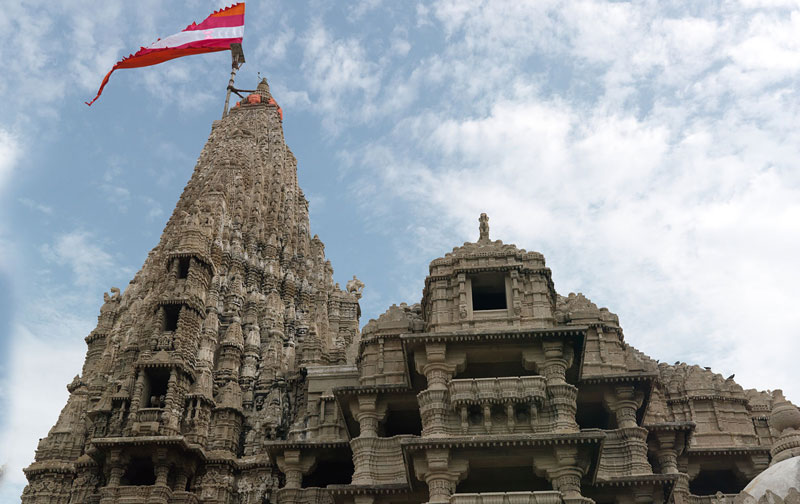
[22, 79, 363, 504]
[22, 79, 800, 504]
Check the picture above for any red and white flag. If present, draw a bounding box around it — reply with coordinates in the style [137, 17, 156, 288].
[85, 3, 245, 106]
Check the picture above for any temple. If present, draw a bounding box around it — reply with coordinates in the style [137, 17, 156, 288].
[22, 79, 800, 504]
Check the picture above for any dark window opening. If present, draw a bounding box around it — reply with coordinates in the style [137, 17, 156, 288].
[163, 304, 181, 332]
[185, 475, 193, 491]
[514, 404, 530, 424]
[177, 257, 191, 279]
[471, 273, 507, 311]
[121, 457, 155, 486]
[143, 368, 170, 408]
[690, 470, 745, 495]
[381, 409, 423, 437]
[302, 459, 354, 488]
[576, 402, 615, 430]
[456, 466, 550, 493]
[468, 405, 483, 426]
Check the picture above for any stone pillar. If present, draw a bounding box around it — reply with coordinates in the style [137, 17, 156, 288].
[276, 449, 315, 489]
[542, 340, 569, 384]
[538, 445, 591, 504]
[154, 449, 169, 487]
[612, 385, 639, 429]
[130, 370, 145, 413]
[413, 449, 469, 504]
[107, 453, 124, 488]
[415, 343, 465, 438]
[164, 367, 180, 435]
[547, 383, 579, 432]
[654, 431, 679, 474]
[353, 394, 386, 438]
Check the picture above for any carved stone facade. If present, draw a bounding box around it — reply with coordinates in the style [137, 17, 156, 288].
[23, 80, 800, 503]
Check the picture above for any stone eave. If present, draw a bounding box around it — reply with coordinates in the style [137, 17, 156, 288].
[264, 439, 351, 461]
[579, 372, 658, 385]
[400, 326, 587, 344]
[166, 250, 216, 275]
[399, 431, 604, 451]
[685, 446, 771, 456]
[91, 435, 206, 459]
[85, 331, 107, 344]
[592, 473, 678, 502]
[581, 373, 657, 425]
[333, 384, 418, 439]
[667, 394, 749, 404]
[401, 431, 605, 489]
[23, 460, 76, 476]
[643, 421, 696, 432]
[402, 326, 588, 381]
[333, 384, 413, 397]
[326, 483, 412, 495]
[592, 473, 679, 486]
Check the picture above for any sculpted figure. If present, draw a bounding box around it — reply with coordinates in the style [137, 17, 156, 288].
[346, 275, 365, 298]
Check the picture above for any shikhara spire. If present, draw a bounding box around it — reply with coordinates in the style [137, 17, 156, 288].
[24, 79, 362, 503]
[23, 79, 800, 504]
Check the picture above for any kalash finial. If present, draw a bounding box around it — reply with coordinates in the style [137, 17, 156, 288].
[478, 213, 490, 243]
[256, 77, 272, 101]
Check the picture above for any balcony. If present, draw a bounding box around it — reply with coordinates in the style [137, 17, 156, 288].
[132, 408, 164, 435]
[450, 491, 563, 504]
[449, 377, 547, 406]
[99, 485, 171, 504]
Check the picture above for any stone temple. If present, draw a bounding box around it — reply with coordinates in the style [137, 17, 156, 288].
[22, 79, 800, 504]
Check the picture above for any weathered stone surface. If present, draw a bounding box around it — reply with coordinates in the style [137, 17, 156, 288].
[23, 81, 800, 504]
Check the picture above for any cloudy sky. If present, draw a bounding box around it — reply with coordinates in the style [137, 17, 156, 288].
[2, 0, 800, 498]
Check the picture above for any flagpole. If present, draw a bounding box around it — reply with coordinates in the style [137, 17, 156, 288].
[223, 43, 246, 118]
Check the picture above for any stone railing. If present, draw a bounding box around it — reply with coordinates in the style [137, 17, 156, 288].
[137, 408, 164, 424]
[99, 485, 172, 504]
[170, 491, 201, 504]
[450, 491, 563, 504]
[275, 488, 334, 504]
[449, 377, 547, 406]
[132, 407, 165, 436]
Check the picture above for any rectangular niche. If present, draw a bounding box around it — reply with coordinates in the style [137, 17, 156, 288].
[469, 272, 508, 311]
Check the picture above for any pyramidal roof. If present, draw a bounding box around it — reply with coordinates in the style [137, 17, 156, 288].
[24, 81, 363, 480]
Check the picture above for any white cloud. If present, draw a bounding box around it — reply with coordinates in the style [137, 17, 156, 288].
[0, 324, 87, 493]
[17, 198, 53, 215]
[40, 230, 115, 289]
[0, 128, 20, 194]
[347, 0, 800, 404]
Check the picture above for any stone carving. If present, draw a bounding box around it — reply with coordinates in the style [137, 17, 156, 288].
[22, 78, 799, 504]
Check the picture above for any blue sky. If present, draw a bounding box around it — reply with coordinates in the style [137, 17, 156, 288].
[3, 0, 800, 498]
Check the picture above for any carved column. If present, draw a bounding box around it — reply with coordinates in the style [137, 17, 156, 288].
[413, 449, 469, 504]
[276, 449, 316, 489]
[107, 449, 124, 487]
[353, 394, 386, 438]
[654, 431, 678, 474]
[415, 343, 465, 437]
[612, 385, 639, 429]
[537, 445, 591, 504]
[541, 340, 569, 384]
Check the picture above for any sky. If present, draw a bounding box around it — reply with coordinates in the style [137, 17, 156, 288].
[2, 0, 800, 498]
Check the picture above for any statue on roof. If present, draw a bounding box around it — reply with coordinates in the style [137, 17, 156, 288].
[478, 213, 490, 243]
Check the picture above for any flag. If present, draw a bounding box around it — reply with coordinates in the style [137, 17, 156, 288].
[85, 3, 245, 106]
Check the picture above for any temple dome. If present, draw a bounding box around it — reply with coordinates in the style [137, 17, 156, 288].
[742, 456, 800, 500]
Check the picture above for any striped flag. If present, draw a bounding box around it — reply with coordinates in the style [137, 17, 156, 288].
[85, 3, 245, 106]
